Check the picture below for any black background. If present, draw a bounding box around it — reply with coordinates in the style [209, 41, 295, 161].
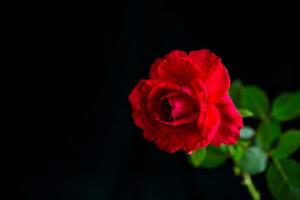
[16, 2, 300, 200]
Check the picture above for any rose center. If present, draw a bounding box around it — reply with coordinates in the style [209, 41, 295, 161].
[159, 93, 196, 122]
[161, 99, 173, 121]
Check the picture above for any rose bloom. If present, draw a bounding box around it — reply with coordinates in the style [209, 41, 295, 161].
[129, 49, 243, 153]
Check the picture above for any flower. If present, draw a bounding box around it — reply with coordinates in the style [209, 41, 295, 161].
[129, 49, 243, 153]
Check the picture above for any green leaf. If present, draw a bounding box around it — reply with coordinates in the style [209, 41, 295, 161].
[272, 130, 300, 159]
[238, 141, 251, 149]
[256, 120, 281, 150]
[267, 159, 300, 200]
[219, 144, 228, 153]
[241, 86, 269, 120]
[272, 90, 300, 122]
[229, 144, 245, 162]
[238, 146, 268, 175]
[188, 148, 206, 168]
[240, 126, 255, 140]
[238, 108, 254, 118]
[229, 80, 243, 108]
[201, 146, 228, 169]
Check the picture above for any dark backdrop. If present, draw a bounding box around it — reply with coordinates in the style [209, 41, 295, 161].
[16, 2, 300, 200]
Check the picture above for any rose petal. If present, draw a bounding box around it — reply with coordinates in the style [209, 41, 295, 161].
[129, 80, 154, 114]
[166, 104, 220, 153]
[155, 134, 183, 153]
[164, 49, 187, 60]
[149, 58, 163, 79]
[149, 50, 186, 79]
[149, 51, 201, 85]
[189, 49, 230, 102]
[129, 80, 158, 140]
[191, 104, 220, 149]
[210, 94, 243, 146]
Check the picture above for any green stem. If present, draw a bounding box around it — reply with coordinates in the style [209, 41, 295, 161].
[242, 173, 261, 200]
[228, 146, 261, 200]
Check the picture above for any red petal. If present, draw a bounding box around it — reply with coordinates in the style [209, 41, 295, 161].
[194, 104, 220, 148]
[149, 58, 163, 79]
[128, 80, 158, 140]
[155, 134, 183, 153]
[210, 94, 243, 146]
[128, 80, 153, 114]
[188, 49, 230, 102]
[164, 104, 220, 153]
[164, 49, 187, 60]
[149, 50, 201, 85]
[149, 50, 186, 79]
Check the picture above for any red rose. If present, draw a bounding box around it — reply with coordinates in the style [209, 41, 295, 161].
[129, 49, 243, 153]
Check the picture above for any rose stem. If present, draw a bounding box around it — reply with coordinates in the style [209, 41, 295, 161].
[242, 173, 261, 200]
[228, 146, 261, 200]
